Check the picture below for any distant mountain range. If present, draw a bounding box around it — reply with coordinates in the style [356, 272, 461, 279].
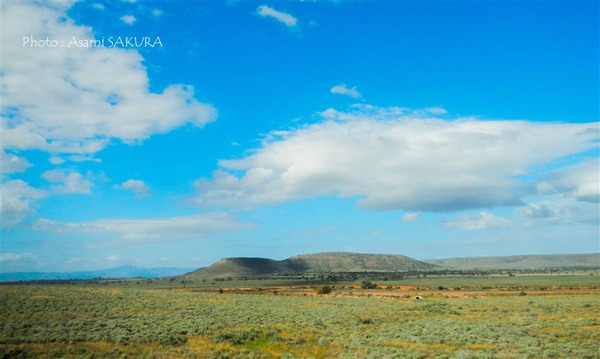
[2, 252, 597, 282]
[0, 265, 196, 282]
[424, 253, 599, 270]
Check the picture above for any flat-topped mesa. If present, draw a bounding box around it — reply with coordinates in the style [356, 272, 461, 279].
[185, 252, 438, 278]
[283, 252, 437, 272]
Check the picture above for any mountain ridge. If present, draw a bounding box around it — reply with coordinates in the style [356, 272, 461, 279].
[0, 265, 196, 282]
[185, 252, 438, 278]
[424, 253, 599, 269]
[2, 253, 597, 282]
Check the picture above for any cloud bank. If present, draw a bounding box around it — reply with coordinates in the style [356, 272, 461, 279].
[32, 213, 253, 243]
[1, 2, 216, 156]
[0, 1, 217, 226]
[192, 105, 598, 213]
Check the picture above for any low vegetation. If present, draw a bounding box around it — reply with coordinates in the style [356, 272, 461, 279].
[1, 271, 598, 358]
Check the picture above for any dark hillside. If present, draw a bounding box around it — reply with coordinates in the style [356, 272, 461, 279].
[186, 252, 438, 278]
[188, 257, 292, 277]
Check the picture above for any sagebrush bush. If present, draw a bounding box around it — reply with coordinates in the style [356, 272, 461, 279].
[316, 285, 332, 295]
[213, 329, 260, 345]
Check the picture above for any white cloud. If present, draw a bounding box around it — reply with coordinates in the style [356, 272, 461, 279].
[120, 15, 137, 25]
[1, 152, 31, 177]
[517, 197, 599, 226]
[518, 203, 562, 219]
[422, 107, 447, 115]
[1, 2, 216, 155]
[0, 252, 37, 262]
[402, 212, 420, 222]
[0, 180, 49, 227]
[151, 8, 164, 17]
[42, 169, 93, 194]
[192, 105, 598, 212]
[331, 84, 362, 99]
[31, 213, 254, 243]
[68, 155, 102, 163]
[444, 212, 512, 230]
[117, 179, 150, 198]
[49, 157, 65, 165]
[544, 158, 599, 203]
[257, 5, 298, 27]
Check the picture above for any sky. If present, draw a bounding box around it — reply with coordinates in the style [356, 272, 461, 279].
[1, 0, 599, 272]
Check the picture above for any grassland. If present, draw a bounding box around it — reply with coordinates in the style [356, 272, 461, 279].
[1, 273, 599, 358]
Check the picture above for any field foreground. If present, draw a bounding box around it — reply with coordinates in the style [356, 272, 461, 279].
[1, 276, 599, 358]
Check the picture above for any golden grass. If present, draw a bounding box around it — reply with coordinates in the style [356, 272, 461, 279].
[183, 329, 339, 358]
[381, 339, 460, 353]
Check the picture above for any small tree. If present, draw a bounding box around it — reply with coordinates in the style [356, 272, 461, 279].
[317, 285, 332, 295]
[361, 280, 377, 289]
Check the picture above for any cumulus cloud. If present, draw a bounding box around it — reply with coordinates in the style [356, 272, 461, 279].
[543, 159, 599, 203]
[517, 197, 599, 226]
[117, 179, 150, 198]
[1, 2, 216, 155]
[120, 15, 137, 25]
[257, 5, 298, 27]
[192, 105, 598, 212]
[31, 213, 254, 243]
[0, 180, 49, 227]
[444, 212, 512, 230]
[518, 203, 562, 219]
[42, 169, 93, 195]
[331, 84, 362, 99]
[1, 152, 31, 177]
[49, 157, 66, 165]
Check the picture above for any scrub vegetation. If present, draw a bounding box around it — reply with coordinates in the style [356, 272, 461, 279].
[1, 271, 599, 358]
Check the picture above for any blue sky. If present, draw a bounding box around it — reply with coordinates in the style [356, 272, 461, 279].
[1, 0, 599, 272]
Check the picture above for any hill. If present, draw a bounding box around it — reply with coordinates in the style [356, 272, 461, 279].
[424, 253, 599, 270]
[283, 252, 435, 272]
[0, 265, 196, 282]
[191, 257, 293, 277]
[185, 252, 438, 278]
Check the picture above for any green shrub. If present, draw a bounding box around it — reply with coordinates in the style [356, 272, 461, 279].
[358, 318, 374, 325]
[213, 329, 259, 345]
[159, 334, 187, 346]
[1, 348, 29, 359]
[361, 280, 377, 289]
[316, 285, 332, 295]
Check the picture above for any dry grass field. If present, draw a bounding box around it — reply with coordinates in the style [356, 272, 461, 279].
[1, 274, 598, 358]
